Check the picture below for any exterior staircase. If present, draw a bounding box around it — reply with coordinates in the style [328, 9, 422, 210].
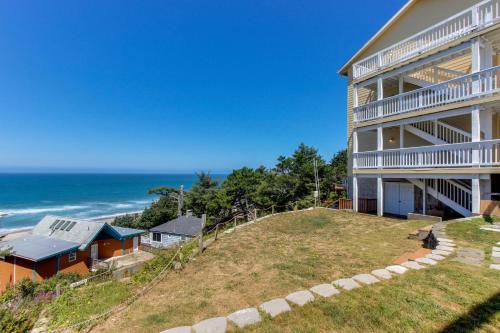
[405, 120, 472, 145]
[408, 179, 472, 217]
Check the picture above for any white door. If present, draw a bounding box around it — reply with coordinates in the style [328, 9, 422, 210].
[133, 236, 139, 253]
[384, 182, 400, 215]
[398, 183, 415, 216]
[90, 243, 98, 260]
[384, 182, 415, 216]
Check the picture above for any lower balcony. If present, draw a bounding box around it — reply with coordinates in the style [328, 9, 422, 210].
[354, 139, 500, 169]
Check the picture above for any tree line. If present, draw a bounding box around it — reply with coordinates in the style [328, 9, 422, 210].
[114, 143, 347, 230]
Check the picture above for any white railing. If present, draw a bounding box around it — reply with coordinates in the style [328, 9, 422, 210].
[409, 120, 472, 144]
[426, 179, 472, 212]
[354, 65, 500, 122]
[354, 139, 500, 169]
[352, 0, 500, 80]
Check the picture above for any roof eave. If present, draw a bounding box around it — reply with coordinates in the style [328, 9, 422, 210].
[338, 0, 417, 76]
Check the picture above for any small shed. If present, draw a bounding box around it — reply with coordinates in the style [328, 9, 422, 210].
[146, 214, 203, 248]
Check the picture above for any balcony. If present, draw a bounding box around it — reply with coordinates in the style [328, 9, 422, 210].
[352, 0, 500, 80]
[353, 139, 500, 170]
[353, 65, 500, 123]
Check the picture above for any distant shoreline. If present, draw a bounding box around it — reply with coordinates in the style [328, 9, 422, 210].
[0, 210, 144, 241]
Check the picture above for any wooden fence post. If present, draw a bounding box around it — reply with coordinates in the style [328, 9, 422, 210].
[254, 208, 257, 222]
[199, 213, 206, 254]
[215, 224, 219, 240]
[234, 216, 237, 229]
[272, 205, 275, 215]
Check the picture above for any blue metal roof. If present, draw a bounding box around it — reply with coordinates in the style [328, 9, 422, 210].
[0, 235, 80, 262]
[111, 225, 145, 238]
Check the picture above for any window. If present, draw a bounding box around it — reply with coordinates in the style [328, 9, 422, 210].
[152, 232, 162, 242]
[68, 251, 77, 262]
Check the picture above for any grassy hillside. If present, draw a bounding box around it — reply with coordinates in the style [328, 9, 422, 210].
[91, 209, 432, 332]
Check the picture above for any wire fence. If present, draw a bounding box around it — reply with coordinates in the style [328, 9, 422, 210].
[50, 201, 311, 332]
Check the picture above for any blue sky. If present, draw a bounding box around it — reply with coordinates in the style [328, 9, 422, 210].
[0, 0, 406, 173]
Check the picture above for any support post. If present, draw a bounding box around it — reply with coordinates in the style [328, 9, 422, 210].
[353, 129, 358, 169]
[353, 85, 359, 108]
[423, 181, 427, 215]
[472, 175, 481, 215]
[271, 205, 275, 215]
[214, 224, 219, 240]
[254, 209, 257, 222]
[377, 126, 383, 168]
[472, 38, 481, 94]
[352, 175, 358, 212]
[377, 176, 383, 217]
[398, 76, 404, 94]
[377, 77, 384, 118]
[199, 214, 207, 253]
[472, 106, 481, 165]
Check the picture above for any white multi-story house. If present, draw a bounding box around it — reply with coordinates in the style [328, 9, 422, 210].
[339, 0, 500, 218]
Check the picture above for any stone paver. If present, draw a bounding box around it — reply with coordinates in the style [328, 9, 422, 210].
[492, 247, 500, 252]
[352, 273, 380, 285]
[227, 308, 261, 328]
[437, 237, 453, 243]
[415, 257, 437, 265]
[425, 254, 445, 261]
[310, 284, 340, 298]
[371, 269, 392, 280]
[438, 241, 456, 247]
[332, 278, 361, 290]
[490, 264, 500, 270]
[497, 242, 500, 245]
[161, 327, 192, 333]
[454, 248, 485, 266]
[432, 249, 452, 256]
[492, 251, 500, 264]
[436, 245, 455, 252]
[192, 317, 227, 333]
[386, 265, 408, 274]
[401, 261, 425, 270]
[285, 290, 315, 306]
[259, 298, 291, 318]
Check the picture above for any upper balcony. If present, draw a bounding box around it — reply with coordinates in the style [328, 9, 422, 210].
[353, 65, 500, 123]
[352, 0, 500, 81]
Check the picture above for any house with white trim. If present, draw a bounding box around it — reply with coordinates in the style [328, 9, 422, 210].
[339, 0, 500, 218]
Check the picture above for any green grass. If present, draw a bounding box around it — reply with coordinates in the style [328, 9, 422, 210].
[446, 217, 500, 254]
[242, 261, 500, 333]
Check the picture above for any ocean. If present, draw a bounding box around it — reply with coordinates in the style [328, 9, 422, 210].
[0, 173, 225, 233]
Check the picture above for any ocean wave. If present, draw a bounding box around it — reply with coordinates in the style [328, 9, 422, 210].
[1, 205, 89, 216]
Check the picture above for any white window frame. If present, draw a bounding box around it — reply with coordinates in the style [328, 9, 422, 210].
[152, 232, 162, 243]
[68, 251, 77, 262]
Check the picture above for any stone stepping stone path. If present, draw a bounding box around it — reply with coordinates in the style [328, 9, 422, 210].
[490, 264, 500, 270]
[492, 249, 500, 264]
[386, 265, 408, 274]
[158, 216, 462, 333]
[259, 298, 291, 318]
[352, 273, 379, 285]
[425, 253, 445, 261]
[371, 269, 392, 280]
[401, 261, 425, 270]
[286, 290, 315, 306]
[436, 245, 455, 252]
[227, 308, 261, 328]
[454, 247, 485, 266]
[432, 249, 452, 256]
[333, 278, 361, 290]
[415, 257, 437, 265]
[192, 317, 227, 333]
[310, 284, 340, 298]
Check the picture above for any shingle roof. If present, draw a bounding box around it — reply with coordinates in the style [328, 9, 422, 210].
[0, 235, 79, 262]
[32, 215, 144, 251]
[150, 215, 203, 237]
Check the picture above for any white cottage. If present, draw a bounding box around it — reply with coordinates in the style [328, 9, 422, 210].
[143, 214, 203, 248]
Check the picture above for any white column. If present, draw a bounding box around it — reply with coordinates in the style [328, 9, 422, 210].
[377, 176, 383, 216]
[472, 38, 481, 94]
[472, 175, 481, 215]
[422, 181, 427, 215]
[377, 126, 383, 168]
[353, 129, 358, 169]
[353, 176, 358, 212]
[398, 76, 404, 94]
[377, 77, 383, 118]
[472, 106, 481, 165]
